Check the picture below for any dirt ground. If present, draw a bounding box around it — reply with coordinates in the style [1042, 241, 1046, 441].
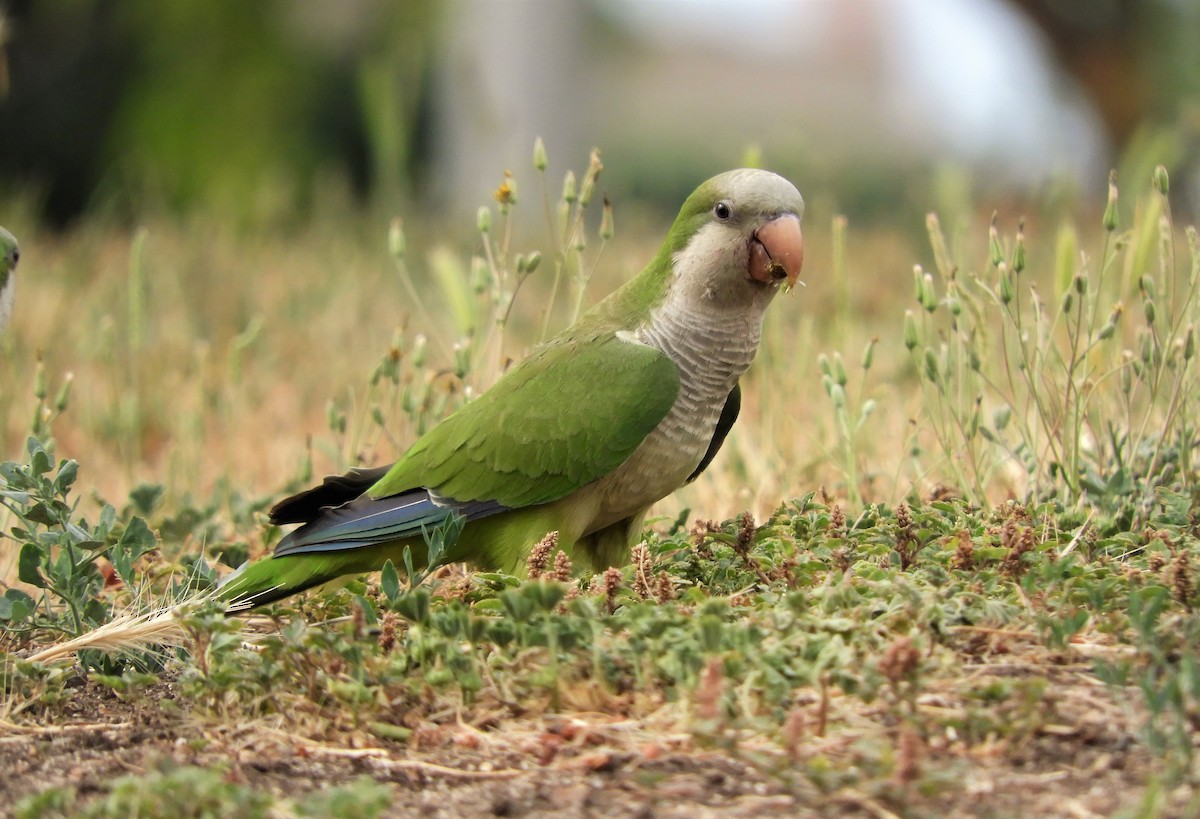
[0, 675, 1177, 818]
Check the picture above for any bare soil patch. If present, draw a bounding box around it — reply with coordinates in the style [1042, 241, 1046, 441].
[0, 674, 1170, 818]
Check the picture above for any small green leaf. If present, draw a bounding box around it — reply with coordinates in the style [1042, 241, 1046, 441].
[353, 594, 379, 626]
[52, 460, 79, 495]
[112, 517, 158, 585]
[22, 501, 57, 526]
[381, 560, 400, 604]
[27, 437, 52, 476]
[118, 517, 157, 554]
[128, 483, 165, 515]
[401, 545, 416, 584]
[18, 543, 45, 588]
[4, 589, 35, 622]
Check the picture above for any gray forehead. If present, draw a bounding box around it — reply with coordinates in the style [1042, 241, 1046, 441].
[713, 169, 804, 217]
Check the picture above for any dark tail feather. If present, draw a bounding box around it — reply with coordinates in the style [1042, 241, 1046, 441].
[270, 465, 393, 525]
[274, 489, 506, 558]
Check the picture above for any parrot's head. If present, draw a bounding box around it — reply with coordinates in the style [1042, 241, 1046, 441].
[663, 169, 804, 313]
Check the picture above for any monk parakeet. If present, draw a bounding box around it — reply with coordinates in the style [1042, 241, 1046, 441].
[221, 169, 804, 609]
[0, 226, 18, 333]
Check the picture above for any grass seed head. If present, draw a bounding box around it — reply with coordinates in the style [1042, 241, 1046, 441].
[830, 504, 846, 538]
[378, 612, 397, 653]
[550, 549, 572, 583]
[988, 217, 1003, 267]
[579, 148, 603, 206]
[526, 531, 558, 579]
[654, 570, 676, 604]
[1103, 170, 1119, 232]
[950, 530, 974, 571]
[532, 136, 548, 171]
[903, 309, 919, 350]
[601, 566, 622, 613]
[1153, 163, 1169, 196]
[600, 195, 614, 240]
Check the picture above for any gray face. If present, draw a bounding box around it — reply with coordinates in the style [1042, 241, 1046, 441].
[671, 171, 805, 313]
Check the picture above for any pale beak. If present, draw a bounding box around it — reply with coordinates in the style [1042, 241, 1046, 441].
[747, 213, 804, 287]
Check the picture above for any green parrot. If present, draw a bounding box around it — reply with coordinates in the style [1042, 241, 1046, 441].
[220, 169, 804, 610]
[0, 226, 18, 333]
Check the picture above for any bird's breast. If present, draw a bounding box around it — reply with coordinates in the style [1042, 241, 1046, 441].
[582, 305, 763, 532]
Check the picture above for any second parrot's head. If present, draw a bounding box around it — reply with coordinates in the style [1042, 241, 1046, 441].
[665, 168, 804, 312]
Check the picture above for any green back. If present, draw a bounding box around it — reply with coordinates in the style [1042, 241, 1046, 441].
[370, 331, 679, 508]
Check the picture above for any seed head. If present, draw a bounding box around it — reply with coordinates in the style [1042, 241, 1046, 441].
[950, 530, 974, 570]
[600, 194, 614, 240]
[378, 612, 397, 653]
[550, 549, 573, 583]
[1103, 171, 1119, 232]
[654, 570, 676, 604]
[832, 352, 848, 387]
[1012, 224, 1026, 273]
[861, 337, 878, 371]
[602, 566, 622, 613]
[579, 148, 603, 206]
[988, 216, 1003, 267]
[998, 262, 1013, 305]
[533, 136, 548, 171]
[55, 373, 74, 413]
[903, 310, 919, 350]
[526, 531, 558, 579]
[829, 504, 846, 538]
[1153, 164, 1169, 196]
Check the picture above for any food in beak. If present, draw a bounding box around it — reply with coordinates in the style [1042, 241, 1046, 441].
[747, 213, 804, 287]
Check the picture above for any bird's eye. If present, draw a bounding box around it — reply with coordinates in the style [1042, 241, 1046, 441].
[713, 201, 732, 221]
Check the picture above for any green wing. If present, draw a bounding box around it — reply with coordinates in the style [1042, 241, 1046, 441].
[370, 332, 679, 508]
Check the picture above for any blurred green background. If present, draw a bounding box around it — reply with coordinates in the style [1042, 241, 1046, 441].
[1, 0, 1198, 229]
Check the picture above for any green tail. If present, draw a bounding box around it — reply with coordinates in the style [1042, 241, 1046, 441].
[216, 554, 355, 611]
